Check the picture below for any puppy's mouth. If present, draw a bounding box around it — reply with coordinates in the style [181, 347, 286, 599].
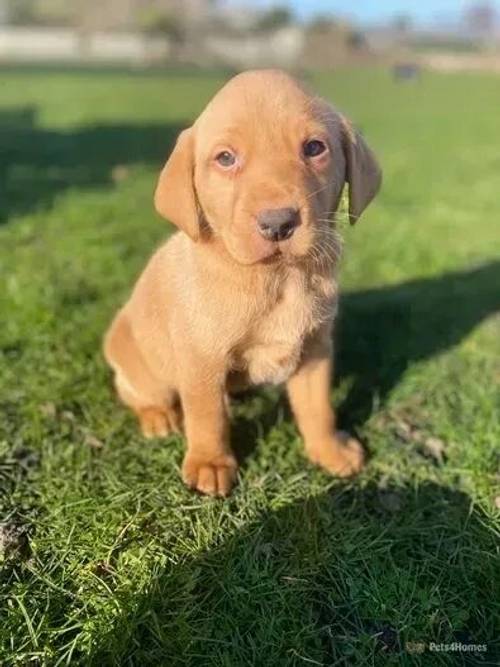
[240, 229, 288, 264]
[254, 236, 302, 264]
[223, 219, 309, 266]
[260, 246, 283, 264]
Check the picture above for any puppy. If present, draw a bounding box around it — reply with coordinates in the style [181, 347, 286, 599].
[104, 70, 381, 496]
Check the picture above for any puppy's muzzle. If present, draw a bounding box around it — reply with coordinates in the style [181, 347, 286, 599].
[257, 207, 300, 242]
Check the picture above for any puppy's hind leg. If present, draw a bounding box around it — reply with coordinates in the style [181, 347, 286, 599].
[116, 378, 182, 439]
[104, 312, 182, 439]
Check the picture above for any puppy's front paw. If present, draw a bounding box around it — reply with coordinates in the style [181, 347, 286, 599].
[307, 431, 365, 478]
[182, 452, 238, 497]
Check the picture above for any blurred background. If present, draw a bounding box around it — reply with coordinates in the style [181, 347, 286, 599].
[1, 0, 500, 71]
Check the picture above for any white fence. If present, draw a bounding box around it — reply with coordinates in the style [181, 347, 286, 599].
[0, 25, 305, 68]
[0, 27, 170, 64]
[206, 27, 304, 68]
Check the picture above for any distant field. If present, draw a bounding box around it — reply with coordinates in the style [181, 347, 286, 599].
[0, 67, 499, 666]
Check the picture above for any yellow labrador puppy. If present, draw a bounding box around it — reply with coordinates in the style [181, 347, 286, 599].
[104, 70, 382, 496]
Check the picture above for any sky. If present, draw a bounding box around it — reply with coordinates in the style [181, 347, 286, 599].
[244, 0, 500, 24]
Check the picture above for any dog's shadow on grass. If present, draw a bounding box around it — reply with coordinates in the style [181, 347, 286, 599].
[335, 259, 500, 431]
[231, 259, 500, 464]
[0, 106, 186, 223]
[88, 480, 498, 665]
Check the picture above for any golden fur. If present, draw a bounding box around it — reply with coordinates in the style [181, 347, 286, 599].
[104, 70, 382, 496]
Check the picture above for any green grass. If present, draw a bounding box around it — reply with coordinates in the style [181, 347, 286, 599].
[0, 66, 499, 666]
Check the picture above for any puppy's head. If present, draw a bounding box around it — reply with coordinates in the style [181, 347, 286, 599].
[155, 70, 382, 265]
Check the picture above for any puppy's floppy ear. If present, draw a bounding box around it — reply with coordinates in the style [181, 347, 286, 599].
[340, 116, 382, 224]
[154, 127, 200, 241]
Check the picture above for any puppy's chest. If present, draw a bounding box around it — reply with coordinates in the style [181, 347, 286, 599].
[233, 271, 336, 386]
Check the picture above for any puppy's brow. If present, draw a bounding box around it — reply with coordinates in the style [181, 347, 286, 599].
[209, 125, 248, 148]
[217, 125, 245, 136]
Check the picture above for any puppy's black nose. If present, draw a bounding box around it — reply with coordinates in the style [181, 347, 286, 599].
[257, 207, 299, 242]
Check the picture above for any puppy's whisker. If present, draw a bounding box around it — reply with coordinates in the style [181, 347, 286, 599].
[307, 230, 343, 272]
[319, 207, 358, 222]
[317, 211, 355, 224]
[300, 184, 331, 205]
[306, 184, 329, 200]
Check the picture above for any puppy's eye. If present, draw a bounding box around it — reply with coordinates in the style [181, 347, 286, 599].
[303, 140, 327, 158]
[215, 150, 236, 168]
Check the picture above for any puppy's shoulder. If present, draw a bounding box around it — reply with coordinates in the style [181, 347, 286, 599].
[123, 232, 185, 310]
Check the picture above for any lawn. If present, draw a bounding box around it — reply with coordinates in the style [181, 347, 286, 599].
[0, 66, 499, 666]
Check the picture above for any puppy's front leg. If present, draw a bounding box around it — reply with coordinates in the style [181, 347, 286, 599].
[181, 369, 237, 497]
[287, 331, 364, 478]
